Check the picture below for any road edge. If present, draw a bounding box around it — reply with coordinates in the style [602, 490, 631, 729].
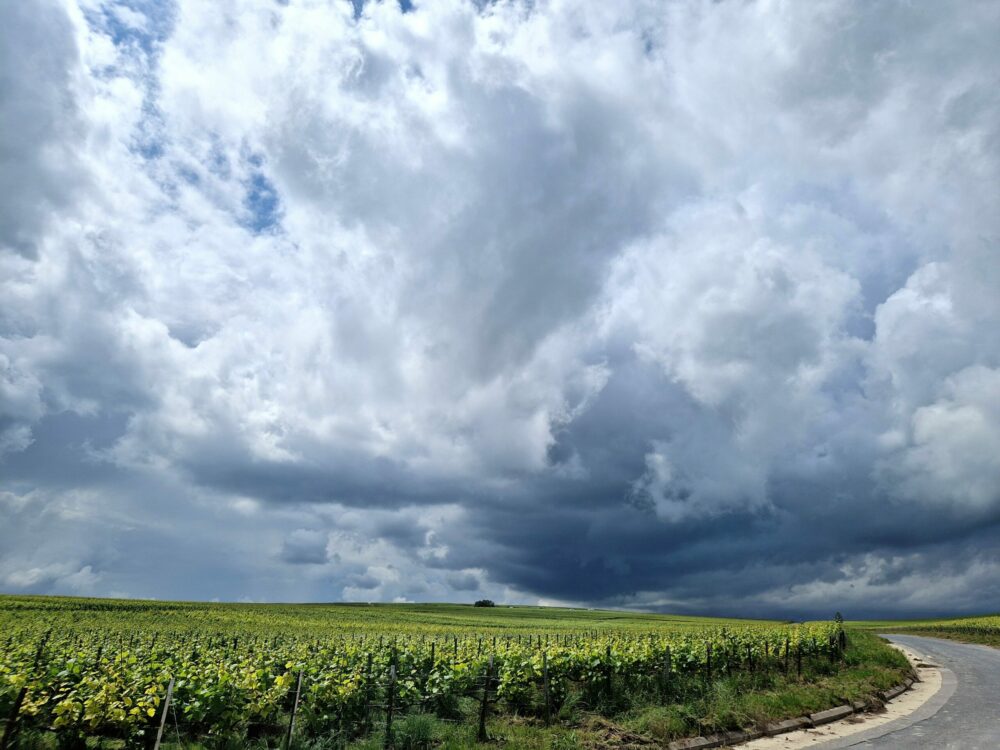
[665, 637, 945, 750]
[793, 635, 957, 749]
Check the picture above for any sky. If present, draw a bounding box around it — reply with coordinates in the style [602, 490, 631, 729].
[1, 0, 999, 620]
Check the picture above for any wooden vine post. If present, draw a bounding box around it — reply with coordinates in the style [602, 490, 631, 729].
[542, 651, 551, 725]
[661, 646, 672, 697]
[477, 655, 494, 742]
[152, 677, 175, 750]
[384, 664, 396, 750]
[425, 641, 435, 704]
[605, 644, 613, 700]
[363, 653, 374, 734]
[284, 670, 304, 750]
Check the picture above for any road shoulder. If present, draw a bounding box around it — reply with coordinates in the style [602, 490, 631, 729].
[731, 639, 952, 749]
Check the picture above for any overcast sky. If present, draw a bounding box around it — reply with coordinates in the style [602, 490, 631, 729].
[1, 0, 999, 619]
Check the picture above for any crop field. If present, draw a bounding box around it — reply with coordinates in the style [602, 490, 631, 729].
[0, 596, 906, 749]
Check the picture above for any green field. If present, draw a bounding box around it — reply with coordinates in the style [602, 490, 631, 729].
[0, 595, 771, 635]
[0, 596, 911, 749]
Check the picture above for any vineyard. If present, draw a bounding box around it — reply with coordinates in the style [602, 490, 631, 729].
[854, 614, 1000, 649]
[0, 597, 859, 749]
[858, 614, 1000, 635]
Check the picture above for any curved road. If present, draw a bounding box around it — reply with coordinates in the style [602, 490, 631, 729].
[814, 634, 998, 749]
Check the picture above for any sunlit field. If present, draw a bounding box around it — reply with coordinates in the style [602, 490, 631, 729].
[852, 614, 1000, 650]
[0, 596, 910, 749]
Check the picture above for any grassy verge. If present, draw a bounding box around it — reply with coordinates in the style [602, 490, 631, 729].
[336, 631, 909, 750]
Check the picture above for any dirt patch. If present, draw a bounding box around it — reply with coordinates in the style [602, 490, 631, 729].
[581, 716, 659, 748]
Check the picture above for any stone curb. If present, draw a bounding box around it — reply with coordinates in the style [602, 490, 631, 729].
[665, 677, 915, 750]
[764, 717, 812, 736]
[809, 704, 854, 725]
[881, 684, 906, 701]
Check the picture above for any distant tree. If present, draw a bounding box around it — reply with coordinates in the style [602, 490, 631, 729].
[473, 599, 495, 608]
[835, 612, 844, 625]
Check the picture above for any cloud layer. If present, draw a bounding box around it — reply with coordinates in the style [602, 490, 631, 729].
[1, 0, 999, 618]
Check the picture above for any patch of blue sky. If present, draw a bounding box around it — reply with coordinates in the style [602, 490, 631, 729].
[242, 172, 283, 235]
[350, 0, 414, 19]
[472, 0, 512, 11]
[134, 134, 165, 160]
[79, 2, 175, 167]
[130, 97, 167, 162]
[175, 164, 200, 187]
[82, 0, 176, 56]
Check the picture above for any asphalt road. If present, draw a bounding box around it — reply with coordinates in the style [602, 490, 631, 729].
[815, 634, 997, 749]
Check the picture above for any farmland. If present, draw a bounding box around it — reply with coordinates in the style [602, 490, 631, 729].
[0, 596, 910, 749]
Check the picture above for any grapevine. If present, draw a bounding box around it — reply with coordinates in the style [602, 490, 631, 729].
[0, 596, 846, 746]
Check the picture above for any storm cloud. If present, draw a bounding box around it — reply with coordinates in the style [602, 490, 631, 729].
[1, 0, 999, 618]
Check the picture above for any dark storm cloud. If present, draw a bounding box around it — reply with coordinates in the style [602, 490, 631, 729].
[445, 572, 480, 592]
[280, 530, 330, 565]
[420, 350, 1000, 617]
[344, 572, 380, 590]
[1, 0, 999, 615]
